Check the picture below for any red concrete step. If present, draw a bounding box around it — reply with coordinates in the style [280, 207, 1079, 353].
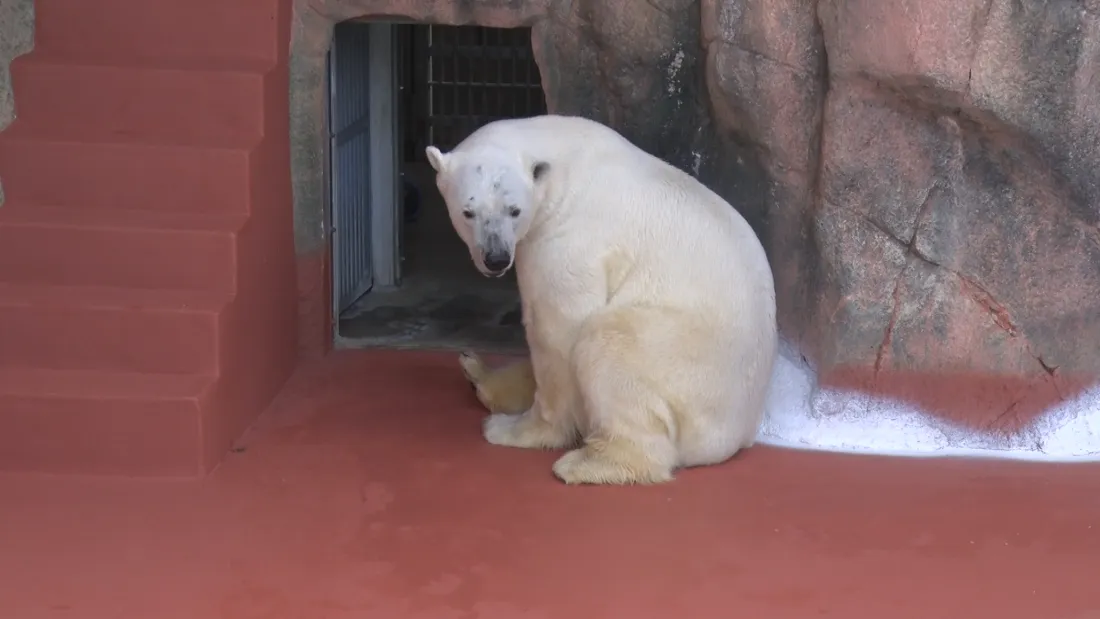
[9, 56, 266, 148]
[0, 205, 246, 292]
[0, 367, 214, 476]
[0, 283, 227, 373]
[33, 0, 281, 70]
[0, 134, 250, 213]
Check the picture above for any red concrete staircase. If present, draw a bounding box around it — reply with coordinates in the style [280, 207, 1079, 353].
[0, 0, 299, 476]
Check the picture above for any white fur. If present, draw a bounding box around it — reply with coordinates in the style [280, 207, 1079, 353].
[426, 115, 779, 484]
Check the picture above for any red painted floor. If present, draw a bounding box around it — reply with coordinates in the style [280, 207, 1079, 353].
[1, 350, 1097, 619]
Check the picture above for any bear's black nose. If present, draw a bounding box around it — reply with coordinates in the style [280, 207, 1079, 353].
[483, 250, 512, 274]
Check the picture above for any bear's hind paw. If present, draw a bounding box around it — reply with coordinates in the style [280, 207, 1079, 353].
[458, 351, 485, 384]
[551, 443, 674, 485]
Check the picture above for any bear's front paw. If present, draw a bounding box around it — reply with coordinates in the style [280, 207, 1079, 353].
[482, 413, 527, 447]
[551, 445, 674, 485]
[482, 411, 577, 450]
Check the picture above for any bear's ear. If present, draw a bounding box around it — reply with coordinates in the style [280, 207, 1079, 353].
[425, 146, 449, 173]
[532, 161, 550, 182]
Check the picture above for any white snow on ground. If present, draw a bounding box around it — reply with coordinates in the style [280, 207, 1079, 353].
[757, 341, 1100, 461]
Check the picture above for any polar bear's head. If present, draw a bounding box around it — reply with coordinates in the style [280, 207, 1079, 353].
[425, 143, 549, 278]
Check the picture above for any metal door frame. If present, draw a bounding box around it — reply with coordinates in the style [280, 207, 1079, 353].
[328, 23, 373, 319]
[366, 22, 401, 291]
[327, 21, 402, 327]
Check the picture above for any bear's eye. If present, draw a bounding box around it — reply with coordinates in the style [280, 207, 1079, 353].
[462, 209, 475, 220]
[508, 206, 522, 218]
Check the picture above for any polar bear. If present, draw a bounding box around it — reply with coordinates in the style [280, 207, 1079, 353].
[425, 114, 778, 485]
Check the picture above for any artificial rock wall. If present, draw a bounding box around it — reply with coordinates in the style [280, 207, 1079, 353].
[511, 0, 1098, 429]
[299, 0, 1100, 428]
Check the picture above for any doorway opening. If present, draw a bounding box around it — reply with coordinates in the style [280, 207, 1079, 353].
[326, 20, 547, 352]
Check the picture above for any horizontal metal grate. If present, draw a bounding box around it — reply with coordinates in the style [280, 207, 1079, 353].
[426, 25, 547, 152]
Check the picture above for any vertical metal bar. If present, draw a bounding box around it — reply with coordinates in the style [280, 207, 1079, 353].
[524, 28, 530, 115]
[479, 27, 486, 129]
[451, 25, 457, 147]
[523, 31, 532, 116]
[459, 27, 466, 145]
[441, 26, 448, 147]
[498, 28, 505, 123]
[468, 27, 475, 135]
[447, 26, 455, 148]
[510, 29, 518, 118]
[495, 28, 503, 125]
[427, 25, 434, 146]
[367, 22, 400, 288]
[465, 28, 473, 143]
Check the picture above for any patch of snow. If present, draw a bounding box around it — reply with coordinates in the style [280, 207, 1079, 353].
[666, 50, 685, 95]
[691, 151, 703, 177]
[758, 341, 1100, 461]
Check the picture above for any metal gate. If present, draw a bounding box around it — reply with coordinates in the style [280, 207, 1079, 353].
[426, 25, 547, 151]
[329, 21, 374, 312]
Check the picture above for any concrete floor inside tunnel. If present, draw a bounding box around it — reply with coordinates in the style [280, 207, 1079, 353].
[336, 163, 526, 355]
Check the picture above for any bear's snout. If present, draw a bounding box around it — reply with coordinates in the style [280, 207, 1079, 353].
[483, 249, 512, 276]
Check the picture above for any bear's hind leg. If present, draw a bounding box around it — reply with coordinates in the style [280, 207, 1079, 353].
[551, 313, 678, 485]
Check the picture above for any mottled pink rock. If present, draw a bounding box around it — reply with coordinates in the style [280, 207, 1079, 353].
[808, 0, 1100, 425]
